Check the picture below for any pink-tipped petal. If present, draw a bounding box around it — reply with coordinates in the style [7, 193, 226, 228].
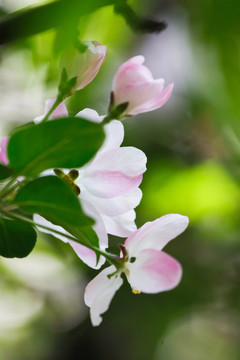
[89, 147, 147, 177]
[84, 265, 123, 326]
[77, 42, 107, 90]
[68, 240, 105, 269]
[114, 80, 164, 115]
[111, 55, 174, 116]
[33, 213, 106, 270]
[34, 98, 68, 124]
[131, 83, 174, 115]
[127, 249, 182, 294]
[61, 42, 107, 92]
[125, 214, 189, 256]
[50, 102, 68, 119]
[112, 56, 152, 92]
[82, 171, 142, 198]
[0, 137, 9, 165]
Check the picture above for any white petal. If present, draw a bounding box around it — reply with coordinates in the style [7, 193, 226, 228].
[127, 249, 182, 293]
[68, 240, 105, 269]
[125, 214, 189, 256]
[89, 147, 147, 177]
[102, 210, 137, 237]
[34, 214, 106, 269]
[84, 266, 123, 326]
[76, 111, 123, 153]
[80, 198, 108, 248]
[81, 188, 142, 217]
[101, 120, 124, 152]
[81, 171, 142, 198]
[34, 98, 68, 124]
[76, 108, 103, 123]
[33, 214, 69, 243]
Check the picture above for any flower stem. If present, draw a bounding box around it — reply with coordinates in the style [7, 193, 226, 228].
[0, 209, 120, 267]
[0, 175, 19, 201]
[40, 95, 63, 124]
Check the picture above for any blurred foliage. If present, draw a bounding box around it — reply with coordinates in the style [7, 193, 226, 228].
[0, 0, 240, 359]
[141, 159, 240, 224]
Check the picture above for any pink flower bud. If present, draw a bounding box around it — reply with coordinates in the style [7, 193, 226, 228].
[0, 137, 9, 166]
[60, 41, 107, 93]
[111, 55, 174, 116]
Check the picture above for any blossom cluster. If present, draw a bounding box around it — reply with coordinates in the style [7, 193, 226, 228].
[0, 41, 189, 326]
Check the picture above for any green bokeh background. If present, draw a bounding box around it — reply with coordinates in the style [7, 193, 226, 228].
[0, 0, 240, 359]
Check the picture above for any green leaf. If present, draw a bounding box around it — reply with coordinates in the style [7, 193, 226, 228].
[8, 117, 105, 177]
[15, 176, 94, 229]
[0, 0, 114, 45]
[0, 164, 13, 181]
[67, 223, 100, 252]
[0, 217, 36, 258]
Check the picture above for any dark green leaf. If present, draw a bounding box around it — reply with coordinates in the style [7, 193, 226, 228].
[8, 117, 105, 177]
[0, 217, 36, 258]
[15, 176, 94, 229]
[0, 164, 13, 181]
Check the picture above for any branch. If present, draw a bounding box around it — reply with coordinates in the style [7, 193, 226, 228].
[0, 0, 167, 45]
[0, 0, 114, 45]
[114, 1, 167, 34]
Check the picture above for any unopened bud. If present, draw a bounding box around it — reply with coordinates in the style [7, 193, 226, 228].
[59, 41, 107, 96]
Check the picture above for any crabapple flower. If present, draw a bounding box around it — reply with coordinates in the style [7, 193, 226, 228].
[111, 55, 174, 117]
[76, 108, 146, 238]
[34, 97, 68, 124]
[0, 137, 9, 165]
[34, 107, 146, 268]
[84, 214, 189, 326]
[60, 41, 107, 93]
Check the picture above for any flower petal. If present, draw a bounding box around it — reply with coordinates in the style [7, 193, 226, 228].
[125, 214, 189, 256]
[76, 110, 124, 152]
[84, 265, 123, 326]
[79, 198, 108, 248]
[102, 210, 137, 237]
[34, 98, 68, 124]
[33, 214, 106, 269]
[101, 120, 124, 151]
[111, 55, 173, 116]
[127, 249, 182, 293]
[68, 240, 105, 269]
[76, 41, 107, 90]
[60, 42, 107, 92]
[112, 56, 153, 92]
[81, 188, 142, 217]
[76, 108, 103, 123]
[88, 147, 147, 177]
[0, 137, 9, 165]
[114, 80, 164, 115]
[130, 83, 174, 115]
[33, 214, 69, 243]
[81, 171, 142, 198]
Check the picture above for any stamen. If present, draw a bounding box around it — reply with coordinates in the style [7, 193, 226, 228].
[132, 289, 141, 295]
